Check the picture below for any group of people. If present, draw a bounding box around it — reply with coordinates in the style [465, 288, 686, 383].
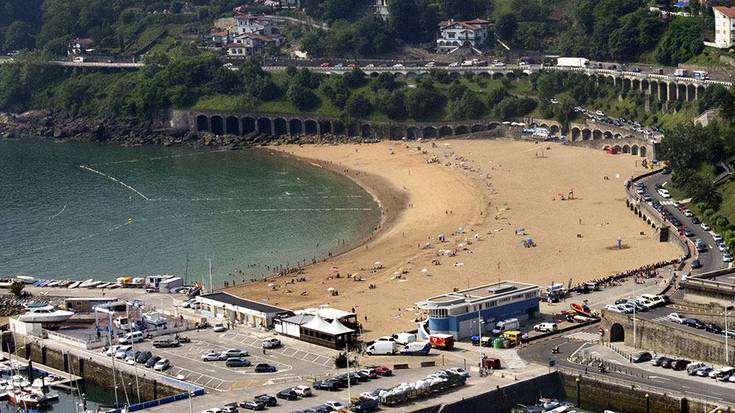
[586, 259, 679, 288]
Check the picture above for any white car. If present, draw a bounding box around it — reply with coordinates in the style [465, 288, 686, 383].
[533, 322, 559, 333]
[424, 61, 436, 67]
[723, 253, 733, 263]
[668, 313, 686, 324]
[392, 64, 405, 69]
[324, 401, 345, 410]
[701, 223, 711, 231]
[713, 233, 723, 242]
[201, 351, 225, 361]
[262, 338, 281, 349]
[293, 385, 312, 397]
[105, 345, 121, 357]
[718, 243, 728, 252]
[154, 358, 171, 371]
[201, 409, 223, 413]
[445, 367, 470, 377]
[222, 348, 248, 358]
[640, 294, 665, 307]
[684, 209, 694, 217]
[114, 346, 132, 359]
[605, 304, 625, 313]
[657, 188, 670, 198]
[213, 323, 227, 332]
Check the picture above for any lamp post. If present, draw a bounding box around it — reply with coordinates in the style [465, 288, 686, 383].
[632, 303, 636, 349]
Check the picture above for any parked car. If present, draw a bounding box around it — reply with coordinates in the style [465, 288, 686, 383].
[701, 223, 712, 231]
[254, 363, 277, 373]
[153, 358, 171, 371]
[222, 403, 238, 413]
[202, 409, 223, 413]
[202, 351, 226, 362]
[136, 351, 152, 364]
[293, 385, 312, 397]
[705, 323, 723, 334]
[276, 388, 298, 400]
[605, 304, 625, 314]
[359, 368, 378, 379]
[254, 394, 277, 407]
[691, 259, 702, 269]
[213, 323, 227, 332]
[533, 322, 559, 333]
[696, 366, 714, 377]
[667, 313, 686, 324]
[684, 318, 705, 329]
[223, 349, 249, 358]
[262, 338, 281, 349]
[239, 400, 265, 411]
[651, 355, 667, 366]
[659, 357, 675, 368]
[226, 358, 252, 368]
[145, 355, 161, 368]
[372, 365, 392, 376]
[153, 338, 180, 348]
[672, 359, 691, 371]
[324, 401, 345, 411]
[314, 380, 340, 391]
[632, 352, 652, 363]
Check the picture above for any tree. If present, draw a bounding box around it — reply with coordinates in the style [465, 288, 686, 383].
[405, 87, 444, 120]
[495, 13, 518, 41]
[10, 282, 24, 297]
[287, 84, 320, 111]
[4, 21, 35, 51]
[345, 93, 373, 117]
[450, 92, 485, 120]
[342, 68, 366, 88]
[383, 90, 407, 120]
[655, 17, 704, 66]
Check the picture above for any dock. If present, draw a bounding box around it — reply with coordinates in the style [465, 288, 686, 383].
[1, 352, 82, 388]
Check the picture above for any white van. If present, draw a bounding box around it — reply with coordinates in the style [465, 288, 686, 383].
[366, 340, 398, 355]
[657, 188, 670, 198]
[492, 318, 520, 335]
[118, 331, 144, 344]
[640, 294, 664, 307]
[395, 332, 417, 345]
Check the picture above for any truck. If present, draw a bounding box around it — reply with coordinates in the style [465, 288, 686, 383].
[491, 318, 520, 335]
[429, 333, 455, 350]
[366, 340, 398, 355]
[674, 68, 688, 77]
[556, 57, 589, 68]
[693, 70, 709, 80]
[395, 332, 417, 345]
[400, 341, 431, 356]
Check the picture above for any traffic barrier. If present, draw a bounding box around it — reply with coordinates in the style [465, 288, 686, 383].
[393, 363, 409, 370]
[420, 361, 436, 368]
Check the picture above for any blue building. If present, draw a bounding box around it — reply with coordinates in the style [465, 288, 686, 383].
[416, 281, 540, 340]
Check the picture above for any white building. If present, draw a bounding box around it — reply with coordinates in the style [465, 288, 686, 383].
[713, 6, 735, 49]
[437, 19, 490, 54]
[220, 14, 285, 57]
[375, 0, 389, 20]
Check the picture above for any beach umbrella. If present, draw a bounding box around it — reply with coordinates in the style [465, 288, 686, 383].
[421, 268, 429, 274]
[327, 287, 336, 292]
[267, 283, 276, 288]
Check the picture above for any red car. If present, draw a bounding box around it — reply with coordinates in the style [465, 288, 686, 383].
[346, 63, 357, 69]
[372, 365, 392, 376]
[320, 62, 331, 68]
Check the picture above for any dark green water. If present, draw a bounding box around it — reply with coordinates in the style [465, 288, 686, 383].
[0, 139, 380, 287]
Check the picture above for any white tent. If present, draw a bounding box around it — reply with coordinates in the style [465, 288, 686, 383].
[302, 314, 332, 332]
[325, 317, 355, 335]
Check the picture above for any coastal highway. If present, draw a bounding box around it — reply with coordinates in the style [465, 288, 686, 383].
[518, 328, 735, 406]
[638, 171, 727, 274]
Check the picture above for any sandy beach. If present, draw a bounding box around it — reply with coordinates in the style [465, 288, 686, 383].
[228, 139, 681, 338]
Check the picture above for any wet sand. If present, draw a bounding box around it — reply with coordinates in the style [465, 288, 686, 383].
[228, 140, 680, 338]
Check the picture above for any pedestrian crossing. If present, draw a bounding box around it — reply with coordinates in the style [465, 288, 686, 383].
[565, 332, 601, 342]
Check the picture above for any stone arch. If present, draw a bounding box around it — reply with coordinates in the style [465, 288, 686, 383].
[471, 124, 485, 132]
[491, 72, 504, 80]
[603, 131, 613, 140]
[614, 133, 622, 139]
[361, 124, 373, 138]
[225, 116, 239, 135]
[687, 84, 696, 102]
[478, 72, 491, 79]
[439, 126, 453, 137]
[610, 323, 624, 342]
[305, 119, 318, 135]
[668, 83, 677, 100]
[257, 117, 272, 135]
[406, 126, 418, 139]
[696, 85, 705, 99]
[539, 123, 549, 130]
[390, 126, 404, 140]
[550, 125, 560, 134]
[642, 79, 649, 91]
[211, 115, 224, 135]
[242, 117, 256, 134]
[592, 130, 602, 140]
[488, 122, 500, 130]
[571, 127, 581, 141]
[405, 72, 419, 79]
[631, 145, 639, 156]
[455, 125, 469, 135]
[613, 145, 622, 153]
[622, 144, 630, 154]
[640, 146, 647, 157]
[319, 120, 332, 135]
[623, 78, 632, 90]
[424, 126, 437, 138]
[505, 72, 516, 80]
[333, 121, 346, 136]
[676, 83, 686, 101]
[582, 128, 591, 140]
[289, 119, 302, 135]
[632, 79, 640, 90]
[273, 118, 288, 136]
[659, 82, 668, 101]
[196, 115, 209, 132]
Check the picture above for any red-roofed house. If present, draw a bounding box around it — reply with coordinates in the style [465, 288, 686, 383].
[713, 6, 735, 48]
[437, 19, 490, 53]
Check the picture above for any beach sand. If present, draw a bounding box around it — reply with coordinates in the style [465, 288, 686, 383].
[228, 139, 680, 338]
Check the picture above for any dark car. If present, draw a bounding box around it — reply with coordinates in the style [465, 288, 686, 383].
[255, 363, 277, 373]
[309, 406, 330, 413]
[239, 400, 266, 410]
[691, 259, 702, 269]
[254, 394, 277, 407]
[632, 352, 652, 363]
[684, 318, 705, 329]
[314, 380, 340, 391]
[226, 358, 252, 368]
[705, 323, 723, 334]
[328, 375, 348, 388]
[692, 217, 701, 224]
[355, 371, 371, 381]
[660, 357, 675, 368]
[136, 351, 152, 364]
[684, 229, 695, 237]
[145, 355, 161, 368]
[672, 359, 691, 371]
[277, 388, 298, 400]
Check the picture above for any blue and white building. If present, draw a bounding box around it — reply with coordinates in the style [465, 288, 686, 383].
[416, 281, 540, 340]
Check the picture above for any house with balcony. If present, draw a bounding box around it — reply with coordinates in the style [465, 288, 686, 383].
[436, 18, 490, 54]
[218, 13, 285, 56]
[711, 6, 735, 49]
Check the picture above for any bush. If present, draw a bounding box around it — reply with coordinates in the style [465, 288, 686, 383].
[703, 208, 715, 219]
[335, 352, 347, 368]
[10, 282, 24, 297]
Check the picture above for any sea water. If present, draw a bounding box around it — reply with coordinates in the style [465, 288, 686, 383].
[0, 139, 380, 287]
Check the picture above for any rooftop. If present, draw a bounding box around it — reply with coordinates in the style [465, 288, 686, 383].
[198, 292, 290, 314]
[714, 6, 735, 18]
[439, 19, 489, 30]
[416, 280, 539, 309]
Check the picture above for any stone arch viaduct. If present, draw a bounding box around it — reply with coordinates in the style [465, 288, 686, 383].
[171, 110, 658, 159]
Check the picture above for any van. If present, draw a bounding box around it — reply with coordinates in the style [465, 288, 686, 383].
[640, 294, 664, 307]
[686, 362, 705, 375]
[502, 330, 523, 345]
[118, 331, 144, 344]
[400, 342, 431, 355]
[395, 332, 417, 345]
[366, 340, 398, 355]
[492, 318, 520, 335]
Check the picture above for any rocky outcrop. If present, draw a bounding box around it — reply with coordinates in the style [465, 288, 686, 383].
[0, 111, 379, 148]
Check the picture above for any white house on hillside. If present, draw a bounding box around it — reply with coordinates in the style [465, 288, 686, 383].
[712, 6, 735, 49]
[375, 0, 389, 20]
[436, 19, 490, 54]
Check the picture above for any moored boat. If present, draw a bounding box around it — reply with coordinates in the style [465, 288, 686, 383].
[68, 281, 81, 289]
[78, 279, 95, 288]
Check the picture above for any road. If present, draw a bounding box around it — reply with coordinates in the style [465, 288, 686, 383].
[638, 171, 726, 274]
[519, 328, 735, 406]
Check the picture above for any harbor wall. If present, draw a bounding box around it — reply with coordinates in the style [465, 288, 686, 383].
[17, 335, 179, 402]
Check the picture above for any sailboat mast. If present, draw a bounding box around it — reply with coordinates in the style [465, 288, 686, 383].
[208, 258, 213, 294]
[184, 252, 189, 285]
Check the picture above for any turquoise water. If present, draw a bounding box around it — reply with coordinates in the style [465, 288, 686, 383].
[0, 139, 380, 288]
